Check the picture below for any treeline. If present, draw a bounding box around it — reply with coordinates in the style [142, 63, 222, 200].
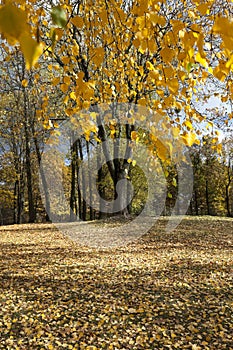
[1, 121, 232, 225]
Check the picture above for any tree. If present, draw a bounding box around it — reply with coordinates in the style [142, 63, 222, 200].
[222, 137, 233, 217]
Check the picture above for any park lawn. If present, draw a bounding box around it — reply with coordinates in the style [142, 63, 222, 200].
[0, 216, 232, 350]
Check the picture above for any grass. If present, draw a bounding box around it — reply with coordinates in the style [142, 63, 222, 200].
[0, 216, 232, 349]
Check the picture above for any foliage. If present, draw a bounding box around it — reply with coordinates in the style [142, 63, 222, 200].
[1, 0, 233, 138]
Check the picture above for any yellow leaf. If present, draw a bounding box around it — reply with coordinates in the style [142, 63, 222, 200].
[62, 56, 70, 65]
[184, 120, 193, 130]
[19, 32, 43, 69]
[146, 61, 154, 71]
[64, 76, 71, 85]
[160, 47, 174, 62]
[168, 78, 179, 94]
[71, 15, 84, 28]
[0, 3, 29, 44]
[131, 131, 138, 141]
[52, 77, 60, 86]
[172, 127, 180, 138]
[138, 66, 144, 76]
[155, 139, 169, 161]
[70, 91, 76, 100]
[21, 79, 28, 87]
[60, 83, 69, 93]
[195, 52, 208, 68]
[213, 16, 233, 37]
[92, 47, 105, 65]
[182, 132, 199, 147]
[197, 3, 209, 15]
[64, 95, 69, 105]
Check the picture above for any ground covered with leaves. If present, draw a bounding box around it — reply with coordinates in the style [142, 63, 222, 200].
[0, 216, 232, 350]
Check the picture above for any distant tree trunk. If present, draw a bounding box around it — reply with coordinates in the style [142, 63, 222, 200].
[194, 189, 199, 215]
[225, 158, 232, 217]
[31, 118, 51, 222]
[23, 83, 36, 223]
[97, 148, 105, 219]
[127, 165, 132, 215]
[74, 142, 82, 220]
[70, 135, 77, 221]
[24, 121, 36, 223]
[78, 138, 87, 221]
[86, 140, 94, 220]
[226, 184, 231, 217]
[205, 178, 210, 215]
[14, 180, 22, 224]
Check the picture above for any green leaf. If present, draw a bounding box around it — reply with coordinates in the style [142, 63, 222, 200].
[51, 6, 67, 28]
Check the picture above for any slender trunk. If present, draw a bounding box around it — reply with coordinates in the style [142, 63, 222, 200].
[225, 158, 232, 217]
[194, 189, 199, 215]
[24, 120, 36, 222]
[23, 85, 36, 223]
[226, 184, 231, 217]
[86, 140, 94, 220]
[31, 117, 51, 221]
[97, 147, 105, 219]
[127, 165, 132, 215]
[205, 178, 210, 215]
[70, 135, 77, 221]
[78, 138, 87, 221]
[75, 142, 82, 219]
[14, 180, 20, 224]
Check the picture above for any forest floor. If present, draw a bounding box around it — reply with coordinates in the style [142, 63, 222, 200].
[0, 216, 232, 349]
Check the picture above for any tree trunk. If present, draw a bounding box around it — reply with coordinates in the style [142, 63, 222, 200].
[97, 147, 105, 219]
[70, 138, 77, 221]
[225, 158, 232, 217]
[205, 178, 210, 215]
[31, 116, 51, 222]
[86, 140, 94, 220]
[78, 138, 87, 221]
[97, 119, 134, 218]
[23, 84, 36, 223]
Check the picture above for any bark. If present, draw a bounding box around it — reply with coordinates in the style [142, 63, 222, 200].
[23, 83, 36, 223]
[226, 158, 232, 217]
[86, 140, 94, 220]
[78, 138, 87, 221]
[70, 137, 77, 221]
[97, 119, 134, 217]
[97, 146, 105, 219]
[24, 120, 36, 222]
[31, 118, 51, 222]
[205, 178, 210, 216]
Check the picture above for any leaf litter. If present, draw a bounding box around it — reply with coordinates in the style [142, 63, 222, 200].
[0, 216, 232, 349]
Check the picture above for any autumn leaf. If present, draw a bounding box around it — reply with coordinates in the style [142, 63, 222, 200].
[19, 32, 43, 69]
[21, 79, 28, 88]
[182, 132, 200, 147]
[71, 15, 84, 29]
[51, 6, 67, 28]
[0, 3, 29, 44]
